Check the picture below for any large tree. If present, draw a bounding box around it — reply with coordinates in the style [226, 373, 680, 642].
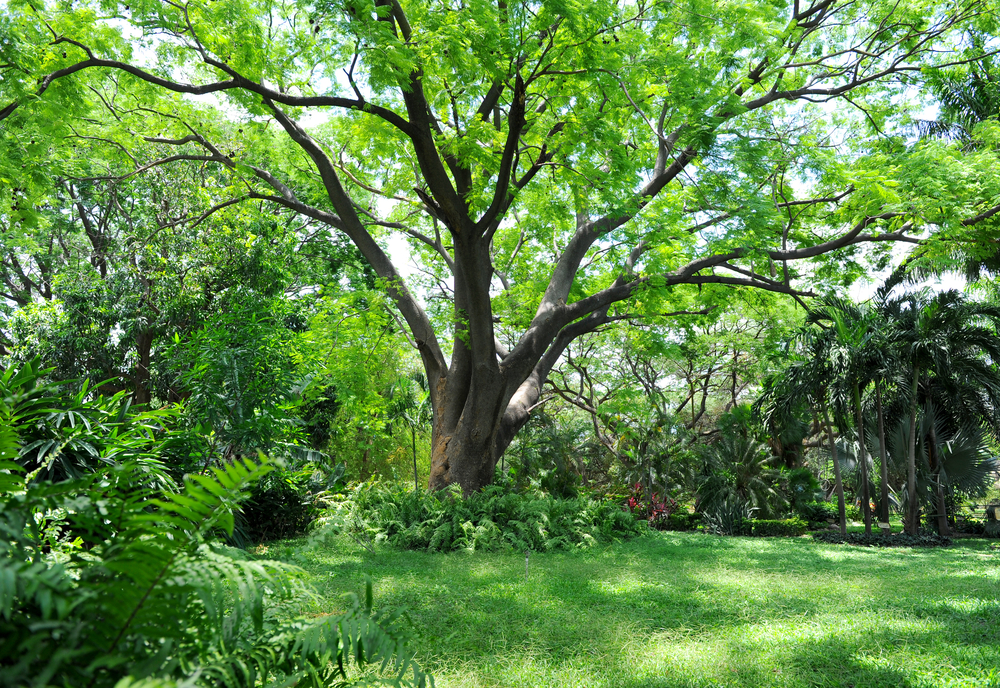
[3, 0, 1000, 493]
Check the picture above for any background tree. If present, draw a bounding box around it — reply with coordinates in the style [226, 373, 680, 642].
[5, 0, 1000, 494]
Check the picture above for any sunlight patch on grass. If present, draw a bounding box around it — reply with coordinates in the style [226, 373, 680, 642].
[278, 531, 1000, 688]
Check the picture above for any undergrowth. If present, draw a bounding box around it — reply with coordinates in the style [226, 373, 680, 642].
[328, 482, 647, 552]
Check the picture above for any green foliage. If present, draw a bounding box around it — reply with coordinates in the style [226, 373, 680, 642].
[698, 432, 784, 518]
[0, 449, 430, 687]
[240, 462, 346, 544]
[170, 296, 306, 456]
[812, 532, 953, 548]
[0, 357, 187, 484]
[749, 518, 808, 537]
[785, 468, 824, 512]
[701, 497, 754, 536]
[795, 501, 839, 528]
[332, 482, 646, 553]
[662, 511, 701, 532]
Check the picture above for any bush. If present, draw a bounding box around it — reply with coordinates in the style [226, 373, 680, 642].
[786, 468, 824, 511]
[625, 482, 679, 529]
[663, 511, 701, 531]
[812, 531, 953, 548]
[240, 462, 346, 543]
[750, 517, 808, 537]
[702, 497, 754, 536]
[331, 482, 647, 552]
[795, 501, 839, 529]
[0, 451, 430, 687]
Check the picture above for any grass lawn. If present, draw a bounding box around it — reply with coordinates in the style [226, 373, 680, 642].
[270, 532, 1000, 688]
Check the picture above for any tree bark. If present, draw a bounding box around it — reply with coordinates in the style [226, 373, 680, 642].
[926, 403, 950, 536]
[853, 382, 872, 536]
[133, 329, 154, 405]
[822, 400, 846, 535]
[876, 383, 890, 524]
[906, 368, 920, 535]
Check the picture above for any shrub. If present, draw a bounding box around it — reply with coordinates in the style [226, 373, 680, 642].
[0, 444, 428, 686]
[812, 531, 953, 548]
[625, 482, 679, 529]
[795, 501, 838, 529]
[330, 482, 646, 552]
[240, 462, 346, 543]
[663, 511, 701, 531]
[750, 517, 808, 537]
[786, 468, 824, 511]
[702, 497, 754, 536]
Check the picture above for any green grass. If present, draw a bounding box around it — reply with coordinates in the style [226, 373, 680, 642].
[270, 532, 1000, 688]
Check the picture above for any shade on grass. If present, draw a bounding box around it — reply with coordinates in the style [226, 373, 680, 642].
[271, 532, 1000, 688]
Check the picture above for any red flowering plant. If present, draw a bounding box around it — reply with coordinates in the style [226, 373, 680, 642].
[626, 482, 678, 529]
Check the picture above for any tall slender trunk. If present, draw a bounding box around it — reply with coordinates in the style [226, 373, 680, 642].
[926, 402, 950, 536]
[906, 367, 920, 535]
[876, 383, 890, 524]
[853, 382, 872, 536]
[822, 400, 846, 535]
[412, 426, 419, 492]
[133, 329, 154, 405]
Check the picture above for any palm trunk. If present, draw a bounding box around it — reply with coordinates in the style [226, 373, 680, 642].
[876, 383, 890, 524]
[822, 400, 846, 535]
[853, 382, 872, 536]
[905, 367, 920, 535]
[926, 403, 949, 535]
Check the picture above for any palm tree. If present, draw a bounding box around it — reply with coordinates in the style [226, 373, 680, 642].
[698, 432, 783, 518]
[758, 329, 849, 534]
[805, 297, 883, 535]
[890, 290, 1000, 534]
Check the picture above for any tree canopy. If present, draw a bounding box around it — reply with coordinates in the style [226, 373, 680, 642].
[3, 0, 1000, 493]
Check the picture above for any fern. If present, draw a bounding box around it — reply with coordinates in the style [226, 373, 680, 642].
[336, 482, 647, 553]
[1, 454, 430, 687]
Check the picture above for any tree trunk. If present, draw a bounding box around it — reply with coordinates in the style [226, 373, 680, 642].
[133, 329, 154, 405]
[427, 371, 509, 495]
[412, 426, 419, 492]
[822, 401, 847, 535]
[926, 404, 950, 536]
[876, 383, 890, 524]
[853, 382, 872, 536]
[906, 367, 920, 535]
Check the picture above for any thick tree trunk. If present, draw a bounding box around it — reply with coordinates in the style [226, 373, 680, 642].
[876, 383, 890, 524]
[822, 401, 847, 535]
[853, 383, 872, 536]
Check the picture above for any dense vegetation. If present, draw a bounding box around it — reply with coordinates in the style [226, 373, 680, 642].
[3, 0, 1000, 684]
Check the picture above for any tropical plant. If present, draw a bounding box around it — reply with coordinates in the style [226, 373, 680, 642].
[701, 497, 755, 537]
[698, 432, 783, 519]
[0, 447, 430, 688]
[0, 357, 190, 484]
[332, 481, 645, 553]
[6, 0, 1000, 495]
[804, 296, 885, 535]
[625, 481, 679, 530]
[757, 328, 850, 534]
[889, 290, 1000, 533]
[387, 372, 433, 491]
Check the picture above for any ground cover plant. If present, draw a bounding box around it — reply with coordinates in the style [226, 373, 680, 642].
[334, 481, 646, 552]
[275, 531, 1000, 688]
